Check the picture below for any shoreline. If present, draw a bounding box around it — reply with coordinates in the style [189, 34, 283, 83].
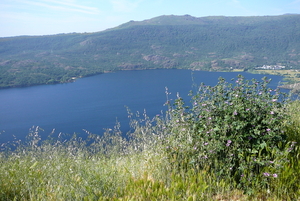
[249, 69, 300, 93]
[1, 67, 299, 91]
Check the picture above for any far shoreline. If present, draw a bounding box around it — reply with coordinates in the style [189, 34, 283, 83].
[0, 67, 298, 91]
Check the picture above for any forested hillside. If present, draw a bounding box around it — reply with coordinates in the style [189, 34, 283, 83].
[1, 14, 300, 88]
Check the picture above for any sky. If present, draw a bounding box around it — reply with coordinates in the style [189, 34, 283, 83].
[1, 0, 300, 37]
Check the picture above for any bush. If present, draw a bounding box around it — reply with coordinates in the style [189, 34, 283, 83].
[164, 75, 291, 193]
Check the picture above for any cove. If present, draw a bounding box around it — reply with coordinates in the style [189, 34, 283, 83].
[0, 69, 286, 143]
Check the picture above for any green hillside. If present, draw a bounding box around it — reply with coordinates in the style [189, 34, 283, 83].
[1, 14, 300, 88]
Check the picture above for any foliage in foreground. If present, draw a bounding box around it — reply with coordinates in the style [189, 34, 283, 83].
[165, 76, 290, 191]
[0, 75, 300, 200]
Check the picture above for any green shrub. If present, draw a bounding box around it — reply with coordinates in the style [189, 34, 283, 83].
[164, 75, 291, 193]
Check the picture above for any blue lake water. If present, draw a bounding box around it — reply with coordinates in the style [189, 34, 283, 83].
[0, 69, 286, 143]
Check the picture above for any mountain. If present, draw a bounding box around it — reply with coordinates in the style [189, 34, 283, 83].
[1, 14, 300, 88]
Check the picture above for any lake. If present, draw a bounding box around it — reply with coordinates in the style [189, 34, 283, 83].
[0, 69, 286, 143]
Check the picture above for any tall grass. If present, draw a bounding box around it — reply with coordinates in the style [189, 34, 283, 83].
[1, 75, 300, 200]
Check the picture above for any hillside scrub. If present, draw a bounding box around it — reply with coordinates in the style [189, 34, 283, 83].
[1, 14, 300, 88]
[0, 75, 300, 200]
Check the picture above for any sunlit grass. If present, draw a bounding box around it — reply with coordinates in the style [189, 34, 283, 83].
[254, 69, 300, 82]
[1, 76, 300, 200]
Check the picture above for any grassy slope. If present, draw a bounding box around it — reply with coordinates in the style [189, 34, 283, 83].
[1, 77, 300, 200]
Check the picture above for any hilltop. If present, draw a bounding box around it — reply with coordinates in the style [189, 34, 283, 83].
[1, 14, 300, 88]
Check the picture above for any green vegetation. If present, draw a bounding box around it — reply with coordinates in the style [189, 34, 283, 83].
[251, 69, 300, 93]
[1, 14, 300, 88]
[1, 76, 300, 200]
[253, 69, 300, 83]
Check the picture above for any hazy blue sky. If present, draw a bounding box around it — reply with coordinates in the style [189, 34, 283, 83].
[1, 0, 300, 37]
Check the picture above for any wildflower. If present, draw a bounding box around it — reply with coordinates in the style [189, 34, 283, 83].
[272, 99, 277, 102]
[269, 161, 274, 164]
[288, 142, 297, 151]
[273, 174, 278, 178]
[181, 128, 186, 131]
[270, 111, 274, 114]
[266, 128, 271, 132]
[263, 172, 270, 177]
[246, 108, 250, 111]
[233, 110, 238, 115]
[202, 103, 207, 106]
[226, 140, 232, 146]
[204, 142, 208, 145]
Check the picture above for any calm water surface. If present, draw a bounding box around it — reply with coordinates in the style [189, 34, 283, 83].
[0, 69, 285, 143]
